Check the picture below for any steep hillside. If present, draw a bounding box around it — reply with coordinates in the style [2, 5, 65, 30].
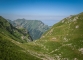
[0, 16, 41, 60]
[42, 12, 83, 42]
[0, 33, 40, 60]
[1, 17, 33, 42]
[21, 12, 83, 60]
[8, 19, 50, 40]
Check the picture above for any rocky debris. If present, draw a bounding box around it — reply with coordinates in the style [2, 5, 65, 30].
[75, 25, 79, 28]
[74, 58, 78, 60]
[41, 36, 45, 38]
[63, 37, 68, 42]
[52, 38, 56, 40]
[78, 48, 83, 54]
[73, 16, 78, 22]
[62, 20, 64, 23]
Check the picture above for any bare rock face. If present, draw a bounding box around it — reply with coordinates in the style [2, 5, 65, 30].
[7, 19, 50, 40]
[75, 25, 79, 28]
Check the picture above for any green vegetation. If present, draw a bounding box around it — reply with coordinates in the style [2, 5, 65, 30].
[19, 12, 83, 60]
[0, 16, 41, 60]
[0, 16, 33, 42]
[0, 33, 41, 60]
[0, 12, 83, 60]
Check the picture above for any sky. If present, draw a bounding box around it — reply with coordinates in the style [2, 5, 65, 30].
[0, 0, 83, 26]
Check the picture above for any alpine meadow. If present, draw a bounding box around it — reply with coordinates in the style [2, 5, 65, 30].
[0, 0, 83, 60]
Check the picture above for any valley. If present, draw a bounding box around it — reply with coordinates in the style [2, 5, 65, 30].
[0, 12, 83, 60]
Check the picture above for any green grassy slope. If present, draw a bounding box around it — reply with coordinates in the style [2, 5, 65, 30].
[0, 16, 32, 42]
[0, 12, 83, 60]
[0, 33, 41, 60]
[20, 12, 83, 60]
[0, 16, 41, 60]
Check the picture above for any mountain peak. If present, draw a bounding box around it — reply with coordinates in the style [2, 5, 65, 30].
[8, 19, 50, 40]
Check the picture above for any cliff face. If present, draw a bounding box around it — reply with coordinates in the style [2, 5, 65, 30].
[8, 19, 50, 40]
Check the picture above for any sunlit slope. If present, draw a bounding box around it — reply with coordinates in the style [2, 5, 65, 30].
[23, 12, 83, 60]
[0, 33, 41, 60]
[42, 12, 83, 42]
[0, 16, 41, 60]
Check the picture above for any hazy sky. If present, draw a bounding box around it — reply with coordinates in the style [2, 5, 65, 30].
[0, 0, 83, 26]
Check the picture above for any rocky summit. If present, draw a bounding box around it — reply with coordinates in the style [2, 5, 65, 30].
[7, 19, 50, 40]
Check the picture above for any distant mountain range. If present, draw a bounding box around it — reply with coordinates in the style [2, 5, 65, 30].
[7, 19, 50, 40]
